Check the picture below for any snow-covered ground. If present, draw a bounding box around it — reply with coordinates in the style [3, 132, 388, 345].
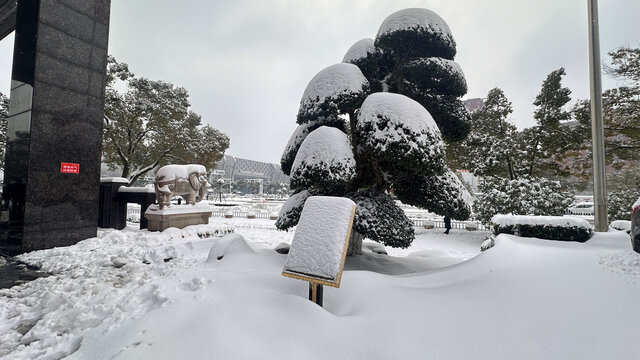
[1, 217, 639, 359]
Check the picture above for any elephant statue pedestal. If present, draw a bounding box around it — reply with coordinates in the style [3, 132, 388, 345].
[144, 203, 213, 232]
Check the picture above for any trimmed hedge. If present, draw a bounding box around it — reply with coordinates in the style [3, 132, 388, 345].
[493, 224, 591, 243]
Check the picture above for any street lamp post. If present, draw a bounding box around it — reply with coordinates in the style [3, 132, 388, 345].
[587, 0, 608, 231]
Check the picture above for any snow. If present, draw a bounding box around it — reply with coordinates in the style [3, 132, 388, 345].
[610, 220, 631, 232]
[299, 63, 368, 113]
[356, 92, 444, 163]
[154, 164, 206, 181]
[283, 196, 355, 284]
[342, 38, 375, 63]
[145, 202, 211, 215]
[492, 214, 592, 229]
[359, 92, 440, 136]
[1, 212, 639, 359]
[290, 126, 356, 183]
[100, 177, 128, 183]
[376, 8, 453, 40]
[118, 186, 154, 193]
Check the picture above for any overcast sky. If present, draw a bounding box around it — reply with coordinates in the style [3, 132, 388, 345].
[1, 0, 639, 164]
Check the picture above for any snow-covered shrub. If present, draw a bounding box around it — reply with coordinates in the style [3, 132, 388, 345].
[608, 189, 640, 221]
[492, 215, 591, 242]
[347, 188, 414, 248]
[474, 177, 573, 224]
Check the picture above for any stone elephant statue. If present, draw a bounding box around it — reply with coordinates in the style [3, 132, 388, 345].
[154, 164, 209, 209]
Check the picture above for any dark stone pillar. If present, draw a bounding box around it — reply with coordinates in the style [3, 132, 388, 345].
[98, 178, 128, 230]
[0, 0, 111, 254]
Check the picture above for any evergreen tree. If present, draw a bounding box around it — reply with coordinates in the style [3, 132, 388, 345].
[566, 47, 640, 176]
[0, 92, 7, 171]
[278, 9, 471, 254]
[521, 68, 572, 178]
[103, 56, 230, 185]
[474, 177, 573, 224]
[455, 88, 520, 180]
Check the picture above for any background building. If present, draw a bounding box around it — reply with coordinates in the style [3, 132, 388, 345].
[212, 155, 289, 183]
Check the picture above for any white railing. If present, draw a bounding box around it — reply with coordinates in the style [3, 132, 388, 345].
[128, 205, 488, 230]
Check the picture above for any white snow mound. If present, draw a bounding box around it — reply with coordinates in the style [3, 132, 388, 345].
[206, 233, 254, 262]
[376, 8, 452, 39]
[342, 38, 376, 63]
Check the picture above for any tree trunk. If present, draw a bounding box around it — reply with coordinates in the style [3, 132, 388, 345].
[347, 231, 363, 256]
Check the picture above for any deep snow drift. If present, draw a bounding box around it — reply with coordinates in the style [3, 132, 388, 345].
[1, 217, 639, 359]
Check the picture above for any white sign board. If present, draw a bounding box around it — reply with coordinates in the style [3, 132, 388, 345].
[282, 196, 356, 287]
[212, 169, 225, 175]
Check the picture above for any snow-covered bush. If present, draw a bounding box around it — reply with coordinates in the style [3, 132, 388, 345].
[492, 215, 591, 242]
[278, 8, 471, 254]
[607, 189, 640, 221]
[474, 177, 573, 224]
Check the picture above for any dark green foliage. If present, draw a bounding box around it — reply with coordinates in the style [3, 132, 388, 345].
[357, 114, 446, 177]
[493, 224, 591, 243]
[375, 28, 456, 61]
[521, 68, 572, 178]
[564, 47, 640, 177]
[347, 50, 394, 93]
[297, 84, 370, 124]
[418, 96, 471, 142]
[474, 177, 573, 224]
[275, 190, 311, 231]
[280, 117, 347, 175]
[398, 58, 467, 97]
[394, 171, 471, 220]
[348, 188, 415, 248]
[289, 161, 353, 194]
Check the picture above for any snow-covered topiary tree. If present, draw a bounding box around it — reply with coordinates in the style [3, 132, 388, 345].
[278, 8, 472, 254]
[346, 8, 471, 142]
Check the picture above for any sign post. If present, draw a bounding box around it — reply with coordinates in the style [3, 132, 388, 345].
[282, 196, 356, 307]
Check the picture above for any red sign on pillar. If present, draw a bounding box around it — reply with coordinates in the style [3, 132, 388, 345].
[60, 162, 80, 174]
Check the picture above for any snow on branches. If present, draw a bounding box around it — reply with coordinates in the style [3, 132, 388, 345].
[290, 126, 356, 193]
[357, 92, 446, 177]
[297, 63, 370, 123]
